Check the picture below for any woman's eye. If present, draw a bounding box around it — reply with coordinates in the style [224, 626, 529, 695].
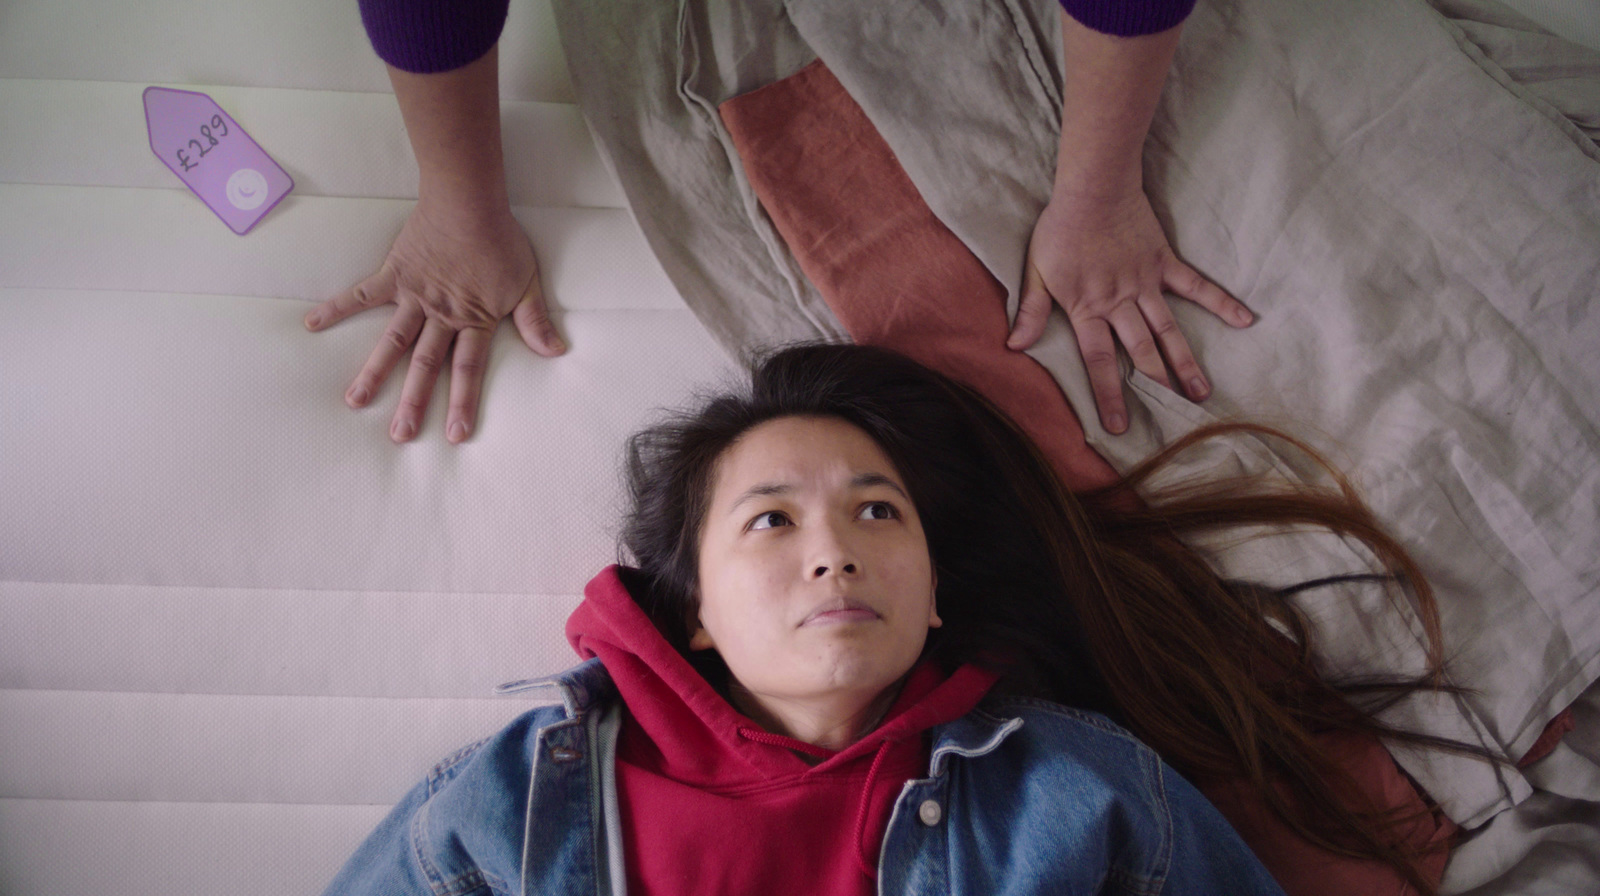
[749, 511, 790, 530]
[858, 501, 897, 521]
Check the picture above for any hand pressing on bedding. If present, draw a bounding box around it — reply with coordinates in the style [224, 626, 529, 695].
[1011, 186, 1249, 434]
[303, 48, 566, 444]
[1006, 14, 1251, 435]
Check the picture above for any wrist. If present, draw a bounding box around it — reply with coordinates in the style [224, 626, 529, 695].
[413, 145, 511, 219]
[389, 48, 512, 222]
[415, 188, 518, 238]
[1049, 162, 1143, 207]
[418, 182, 512, 219]
[1050, 10, 1178, 205]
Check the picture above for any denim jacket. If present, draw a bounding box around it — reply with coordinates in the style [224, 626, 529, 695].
[324, 658, 1286, 896]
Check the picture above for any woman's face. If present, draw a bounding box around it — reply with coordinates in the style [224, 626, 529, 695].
[692, 415, 940, 713]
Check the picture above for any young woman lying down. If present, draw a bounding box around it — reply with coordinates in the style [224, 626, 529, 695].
[324, 343, 1479, 895]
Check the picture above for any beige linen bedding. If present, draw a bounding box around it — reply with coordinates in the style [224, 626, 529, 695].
[554, 0, 1600, 829]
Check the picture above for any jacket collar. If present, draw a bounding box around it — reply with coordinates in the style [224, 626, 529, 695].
[928, 707, 1026, 774]
[497, 659, 1026, 771]
[494, 657, 617, 719]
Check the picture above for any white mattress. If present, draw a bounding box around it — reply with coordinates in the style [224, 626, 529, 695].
[0, 1, 733, 893]
[2, 0, 1596, 894]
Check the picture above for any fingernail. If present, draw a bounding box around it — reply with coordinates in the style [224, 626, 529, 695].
[1189, 376, 1209, 399]
[348, 386, 369, 406]
[392, 420, 415, 441]
[1108, 413, 1126, 433]
[1234, 307, 1254, 326]
[449, 421, 469, 442]
[305, 312, 321, 329]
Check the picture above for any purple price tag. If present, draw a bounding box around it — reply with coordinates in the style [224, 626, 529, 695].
[143, 87, 293, 235]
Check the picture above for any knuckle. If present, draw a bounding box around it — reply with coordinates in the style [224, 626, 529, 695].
[518, 297, 550, 320]
[411, 290, 443, 314]
[411, 350, 444, 375]
[1082, 348, 1119, 369]
[381, 328, 412, 353]
[1151, 317, 1183, 338]
[1074, 295, 1109, 316]
[1123, 335, 1157, 357]
[516, 307, 552, 331]
[420, 288, 461, 316]
[454, 354, 487, 378]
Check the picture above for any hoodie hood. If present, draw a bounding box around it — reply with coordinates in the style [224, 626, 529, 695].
[569, 563, 992, 889]
[566, 566, 998, 890]
[566, 565, 997, 783]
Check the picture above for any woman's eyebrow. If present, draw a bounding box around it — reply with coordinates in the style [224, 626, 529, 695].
[729, 482, 792, 512]
[851, 473, 909, 500]
[728, 473, 908, 512]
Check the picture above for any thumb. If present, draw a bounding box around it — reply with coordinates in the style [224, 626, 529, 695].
[510, 277, 567, 357]
[1006, 262, 1053, 351]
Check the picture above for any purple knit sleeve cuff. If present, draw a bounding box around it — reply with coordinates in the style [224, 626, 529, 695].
[1058, 0, 1197, 36]
[357, 0, 511, 74]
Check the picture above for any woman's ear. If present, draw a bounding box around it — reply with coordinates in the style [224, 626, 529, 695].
[927, 572, 942, 628]
[684, 591, 715, 650]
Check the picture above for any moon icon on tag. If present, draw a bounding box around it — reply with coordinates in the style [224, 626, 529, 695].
[225, 168, 269, 210]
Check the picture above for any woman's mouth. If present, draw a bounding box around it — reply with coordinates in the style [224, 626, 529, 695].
[802, 599, 880, 626]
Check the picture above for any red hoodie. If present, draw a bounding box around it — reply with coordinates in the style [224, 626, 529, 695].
[566, 567, 998, 896]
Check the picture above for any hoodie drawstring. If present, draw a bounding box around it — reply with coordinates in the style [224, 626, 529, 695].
[852, 739, 893, 879]
[736, 726, 835, 760]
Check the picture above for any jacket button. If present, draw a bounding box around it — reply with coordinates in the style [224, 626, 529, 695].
[918, 799, 942, 826]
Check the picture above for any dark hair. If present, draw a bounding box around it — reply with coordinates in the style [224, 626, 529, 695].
[620, 342, 1476, 894]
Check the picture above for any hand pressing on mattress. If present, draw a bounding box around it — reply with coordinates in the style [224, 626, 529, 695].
[303, 48, 566, 444]
[306, 201, 561, 443]
[1006, 14, 1252, 436]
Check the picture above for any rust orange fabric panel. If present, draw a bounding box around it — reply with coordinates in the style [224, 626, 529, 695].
[1201, 733, 1458, 896]
[718, 59, 1119, 492]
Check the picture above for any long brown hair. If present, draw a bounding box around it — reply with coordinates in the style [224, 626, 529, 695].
[620, 343, 1485, 894]
[1052, 421, 1480, 895]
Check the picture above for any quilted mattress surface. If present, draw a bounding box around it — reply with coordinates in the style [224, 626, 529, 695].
[0, 0, 732, 892]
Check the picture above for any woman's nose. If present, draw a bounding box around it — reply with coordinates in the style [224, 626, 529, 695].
[811, 560, 858, 578]
[808, 526, 859, 579]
